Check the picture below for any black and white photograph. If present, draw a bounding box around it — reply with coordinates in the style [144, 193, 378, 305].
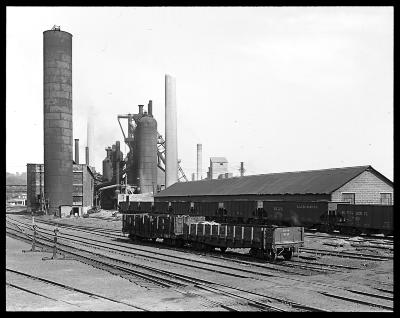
[6, 6, 393, 311]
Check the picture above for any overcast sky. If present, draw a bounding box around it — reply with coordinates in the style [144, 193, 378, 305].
[6, 6, 393, 181]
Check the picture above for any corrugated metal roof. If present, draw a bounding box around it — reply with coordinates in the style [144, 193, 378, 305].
[210, 157, 228, 162]
[155, 165, 385, 197]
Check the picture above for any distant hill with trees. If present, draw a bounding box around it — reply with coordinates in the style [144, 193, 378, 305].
[6, 172, 27, 185]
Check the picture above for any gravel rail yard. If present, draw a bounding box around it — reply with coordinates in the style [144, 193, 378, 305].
[6, 211, 393, 311]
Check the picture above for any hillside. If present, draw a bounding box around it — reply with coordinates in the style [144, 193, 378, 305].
[6, 172, 27, 185]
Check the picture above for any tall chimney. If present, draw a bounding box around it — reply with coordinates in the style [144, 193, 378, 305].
[74, 139, 79, 164]
[165, 74, 178, 188]
[148, 100, 153, 117]
[240, 162, 245, 177]
[115, 141, 120, 186]
[87, 118, 94, 167]
[43, 27, 73, 215]
[138, 105, 144, 115]
[85, 146, 89, 165]
[196, 143, 202, 181]
[191, 173, 195, 181]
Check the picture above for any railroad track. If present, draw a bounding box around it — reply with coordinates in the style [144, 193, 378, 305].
[6, 220, 327, 312]
[17, 215, 122, 237]
[305, 230, 393, 241]
[6, 217, 344, 278]
[6, 268, 146, 310]
[300, 247, 393, 261]
[18, 215, 369, 275]
[6, 216, 393, 311]
[305, 232, 393, 244]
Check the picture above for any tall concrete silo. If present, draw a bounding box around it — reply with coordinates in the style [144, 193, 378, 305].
[135, 111, 158, 194]
[43, 27, 73, 215]
[165, 74, 178, 188]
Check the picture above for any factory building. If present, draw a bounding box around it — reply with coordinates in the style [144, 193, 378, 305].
[207, 157, 229, 180]
[155, 165, 393, 205]
[27, 163, 95, 215]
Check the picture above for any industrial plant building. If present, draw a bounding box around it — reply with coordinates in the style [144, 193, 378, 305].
[26, 163, 95, 215]
[155, 165, 393, 205]
[207, 157, 229, 180]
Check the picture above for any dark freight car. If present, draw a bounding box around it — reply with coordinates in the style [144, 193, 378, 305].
[336, 204, 393, 235]
[262, 201, 329, 227]
[153, 201, 171, 214]
[122, 213, 304, 261]
[170, 201, 192, 215]
[222, 200, 259, 223]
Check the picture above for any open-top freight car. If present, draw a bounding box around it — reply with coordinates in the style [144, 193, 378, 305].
[122, 213, 304, 261]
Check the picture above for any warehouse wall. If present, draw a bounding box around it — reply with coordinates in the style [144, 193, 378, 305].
[331, 170, 393, 204]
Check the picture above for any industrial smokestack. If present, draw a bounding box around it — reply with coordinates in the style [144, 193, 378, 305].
[85, 147, 89, 165]
[148, 100, 153, 117]
[165, 74, 178, 188]
[87, 118, 94, 167]
[74, 139, 79, 164]
[138, 105, 144, 115]
[43, 27, 73, 215]
[240, 162, 245, 177]
[115, 141, 120, 186]
[191, 173, 195, 181]
[196, 144, 202, 181]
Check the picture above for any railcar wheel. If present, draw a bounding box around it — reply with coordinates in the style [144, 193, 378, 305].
[249, 248, 258, 257]
[282, 250, 293, 261]
[220, 247, 227, 253]
[267, 251, 276, 262]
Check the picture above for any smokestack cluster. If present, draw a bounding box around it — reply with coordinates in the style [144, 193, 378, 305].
[165, 74, 178, 188]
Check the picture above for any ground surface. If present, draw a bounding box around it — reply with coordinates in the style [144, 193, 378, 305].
[6, 207, 393, 311]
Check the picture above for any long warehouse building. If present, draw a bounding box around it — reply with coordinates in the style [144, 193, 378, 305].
[155, 165, 393, 205]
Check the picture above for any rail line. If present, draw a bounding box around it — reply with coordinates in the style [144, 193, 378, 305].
[300, 247, 393, 261]
[305, 230, 393, 242]
[6, 217, 342, 277]
[6, 221, 327, 312]
[8, 216, 393, 292]
[6, 216, 393, 311]
[6, 268, 146, 310]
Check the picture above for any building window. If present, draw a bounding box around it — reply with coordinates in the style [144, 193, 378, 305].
[380, 193, 392, 205]
[342, 193, 355, 204]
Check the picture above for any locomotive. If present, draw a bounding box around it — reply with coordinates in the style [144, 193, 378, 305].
[119, 198, 393, 236]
